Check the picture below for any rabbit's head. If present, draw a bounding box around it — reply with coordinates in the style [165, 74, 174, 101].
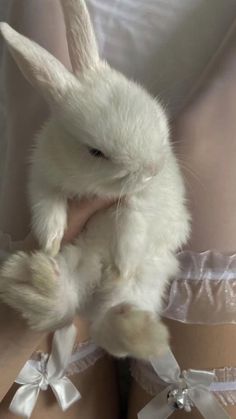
[0, 0, 169, 197]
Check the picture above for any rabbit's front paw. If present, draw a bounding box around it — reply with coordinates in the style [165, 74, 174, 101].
[113, 244, 138, 280]
[33, 208, 67, 257]
[0, 252, 76, 331]
[112, 210, 147, 279]
[45, 234, 63, 257]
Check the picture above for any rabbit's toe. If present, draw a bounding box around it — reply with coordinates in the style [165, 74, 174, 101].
[91, 304, 169, 359]
[0, 252, 76, 331]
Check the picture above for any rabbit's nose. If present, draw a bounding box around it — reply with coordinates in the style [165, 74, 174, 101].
[140, 165, 157, 183]
[146, 163, 159, 176]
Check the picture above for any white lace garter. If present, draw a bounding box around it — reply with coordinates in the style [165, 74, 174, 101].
[162, 250, 236, 324]
[9, 325, 105, 419]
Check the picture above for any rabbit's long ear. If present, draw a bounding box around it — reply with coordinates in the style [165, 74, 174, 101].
[0, 23, 76, 107]
[60, 0, 99, 75]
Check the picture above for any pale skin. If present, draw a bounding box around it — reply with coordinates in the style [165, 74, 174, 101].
[128, 26, 236, 419]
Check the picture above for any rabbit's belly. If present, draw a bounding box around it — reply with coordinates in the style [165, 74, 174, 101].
[80, 259, 169, 319]
[75, 207, 179, 314]
[74, 241, 177, 318]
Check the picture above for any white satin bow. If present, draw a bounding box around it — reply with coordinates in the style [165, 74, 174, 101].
[10, 324, 81, 418]
[138, 348, 230, 419]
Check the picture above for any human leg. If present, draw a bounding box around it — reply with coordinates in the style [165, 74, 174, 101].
[128, 21, 236, 419]
[0, 1, 119, 417]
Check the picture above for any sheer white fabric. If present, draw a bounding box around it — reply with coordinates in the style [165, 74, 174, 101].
[162, 250, 236, 324]
[87, 0, 236, 115]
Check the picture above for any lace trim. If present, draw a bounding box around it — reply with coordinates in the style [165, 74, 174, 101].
[213, 367, 236, 406]
[66, 341, 105, 376]
[130, 360, 236, 406]
[162, 250, 236, 324]
[33, 340, 105, 378]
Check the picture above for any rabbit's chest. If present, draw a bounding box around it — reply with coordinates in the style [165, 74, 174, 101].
[81, 207, 121, 250]
[80, 197, 155, 256]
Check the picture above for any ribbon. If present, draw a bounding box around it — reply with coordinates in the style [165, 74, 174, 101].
[10, 324, 81, 418]
[138, 348, 231, 419]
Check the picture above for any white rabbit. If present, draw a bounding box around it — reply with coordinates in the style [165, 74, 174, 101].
[0, 0, 190, 359]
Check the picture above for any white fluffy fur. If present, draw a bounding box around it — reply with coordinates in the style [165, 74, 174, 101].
[0, 0, 190, 359]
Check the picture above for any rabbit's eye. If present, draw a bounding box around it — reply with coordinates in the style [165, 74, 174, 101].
[88, 147, 107, 159]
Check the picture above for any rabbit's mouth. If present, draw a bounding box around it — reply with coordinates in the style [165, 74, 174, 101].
[103, 172, 130, 188]
[115, 175, 154, 195]
[94, 170, 155, 198]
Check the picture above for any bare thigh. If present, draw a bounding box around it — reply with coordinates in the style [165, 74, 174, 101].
[0, 356, 119, 419]
[0, 317, 119, 419]
[128, 323, 236, 419]
[128, 28, 236, 419]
